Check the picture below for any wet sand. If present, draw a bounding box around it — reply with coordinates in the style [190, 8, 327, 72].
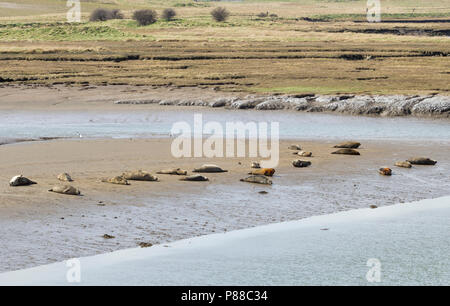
[1, 138, 449, 272]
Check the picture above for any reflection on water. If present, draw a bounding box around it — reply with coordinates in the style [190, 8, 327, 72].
[0, 109, 449, 143]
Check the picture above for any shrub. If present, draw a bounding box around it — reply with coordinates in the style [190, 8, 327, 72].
[211, 7, 230, 22]
[257, 12, 269, 18]
[162, 8, 177, 21]
[110, 9, 124, 20]
[90, 8, 112, 22]
[133, 9, 158, 26]
[89, 8, 124, 22]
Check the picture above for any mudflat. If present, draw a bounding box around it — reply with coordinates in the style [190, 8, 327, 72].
[1, 137, 449, 272]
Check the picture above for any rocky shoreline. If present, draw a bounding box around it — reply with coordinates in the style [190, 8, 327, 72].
[115, 94, 450, 117]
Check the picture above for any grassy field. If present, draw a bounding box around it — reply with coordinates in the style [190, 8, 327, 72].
[0, 0, 448, 95]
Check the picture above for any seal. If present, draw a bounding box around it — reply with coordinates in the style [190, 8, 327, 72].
[288, 145, 302, 150]
[379, 168, 392, 176]
[180, 175, 209, 182]
[157, 168, 188, 175]
[395, 161, 412, 168]
[248, 168, 275, 177]
[240, 175, 272, 185]
[122, 170, 158, 181]
[101, 176, 130, 185]
[334, 142, 361, 149]
[407, 157, 437, 165]
[49, 185, 81, 196]
[9, 175, 37, 187]
[331, 148, 360, 155]
[292, 160, 312, 168]
[251, 162, 261, 169]
[57, 173, 73, 182]
[193, 164, 228, 173]
[296, 151, 312, 157]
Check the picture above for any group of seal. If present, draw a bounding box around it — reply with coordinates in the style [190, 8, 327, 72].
[9, 173, 81, 196]
[7, 143, 438, 195]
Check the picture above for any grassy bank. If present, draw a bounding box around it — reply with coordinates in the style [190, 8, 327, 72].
[0, 0, 448, 95]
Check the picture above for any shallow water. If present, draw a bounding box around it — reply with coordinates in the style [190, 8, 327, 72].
[0, 109, 449, 143]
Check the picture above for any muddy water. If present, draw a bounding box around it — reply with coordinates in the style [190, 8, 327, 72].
[0, 109, 450, 142]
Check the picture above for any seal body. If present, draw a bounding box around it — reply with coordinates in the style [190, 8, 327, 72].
[49, 185, 81, 196]
[57, 173, 73, 182]
[122, 170, 158, 181]
[334, 142, 361, 149]
[292, 160, 312, 168]
[395, 161, 412, 168]
[251, 162, 261, 169]
[331, 148, 360, 155]
[180, 175, 209, 182]
[297, 151, 312, 157]
[193, 164, 228, 173]
[102, 176, 130, 185]
[379, 168, 392, 176]
[240, 175, 272, 185]
[9, 175, 36, 187]
[157, 168, 187, 175]
[249, 168, 275, 177]
[288, 145, 302, 150]
[407, 157, 437, 165]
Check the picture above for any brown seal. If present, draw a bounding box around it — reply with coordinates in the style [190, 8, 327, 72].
[395, 161, 412, 168]
[379, 168, 392, 176]
[57, 173, 73, 182]
[157, 168, 188, 175]
[334, 142, 361, 149]
[248, 168, 275, 177]
[49, 185, 81, 196]
[122, 170, 158, 181]
[101, 176, 130, 185]
[180, 175, 209, 182]
[193, 164, 228, 173]
[331, 148, 360, 155]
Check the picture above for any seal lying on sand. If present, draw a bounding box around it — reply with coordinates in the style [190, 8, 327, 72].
[240, 175, 272, 185]
[295, 151, 312, 157]
[334, 142, 361, 149]
[407, 157, 437, 165]
[292, 160, 312, 168]
[251, 162, 261, 169]
[289, 145, 302, 150]
[379, 168, 392, 176]
[49, 185, 81, 196]
[331, 148, 360, 155]
[248, 168, 275, 177]
[122, 170, 158, 181]
[395, 161, 412, 168]
[180, 175, 209, 182]
[57, 173, 73, 182]
[157, 168, 188, 175]
[101, 176, 130, 185]
[193, 164, 228, 173]
[9, 175, 37, 187]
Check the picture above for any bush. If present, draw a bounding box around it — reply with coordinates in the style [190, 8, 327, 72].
[162, 8, 177, 21]
[133, 9, 158, 26]
[89, 8, 124, 22]
[90, 8, 112, 22]
[257, 12, 269, 18]
[110, 9, 124, 20]
[211, 7, 230, 22]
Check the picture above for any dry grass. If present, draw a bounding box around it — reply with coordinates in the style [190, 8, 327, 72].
[0, 0, 448, 95]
